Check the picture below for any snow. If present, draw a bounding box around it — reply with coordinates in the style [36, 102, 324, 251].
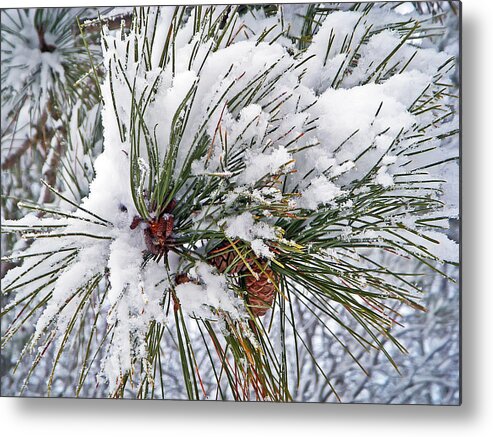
[175, 263, 244, 319]
[223, 212, 277, 243]
[237, 146, 293, 185]
[375, 166, 394, 187]
[298, 175, 344, 210]
[250, 239, 274, 259]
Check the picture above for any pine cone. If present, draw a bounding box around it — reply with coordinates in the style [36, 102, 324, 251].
[209, 241, 277, 317]
[244, 264, 276, 317]
[208, 241, 244, 274]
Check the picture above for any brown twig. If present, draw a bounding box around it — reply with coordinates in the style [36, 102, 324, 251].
[78, 12, 133, 34]
[1, 138, 33, 170]
[2, 110, 49, 170]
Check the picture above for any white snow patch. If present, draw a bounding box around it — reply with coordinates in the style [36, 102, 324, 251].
[376, 166, 394, 187]
[299, 176, 344, 210]
[237, 146, 293, 185]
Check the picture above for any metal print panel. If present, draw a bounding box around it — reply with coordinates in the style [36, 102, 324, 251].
[0, 2, 461, 404]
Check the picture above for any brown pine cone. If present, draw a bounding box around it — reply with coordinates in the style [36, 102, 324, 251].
[244, 264, 276, 317]
[208, 241, 244, 274]
[208, 241, 277, 317]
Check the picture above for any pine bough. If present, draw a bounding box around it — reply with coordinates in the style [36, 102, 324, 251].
[1, 4, 459, 401]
